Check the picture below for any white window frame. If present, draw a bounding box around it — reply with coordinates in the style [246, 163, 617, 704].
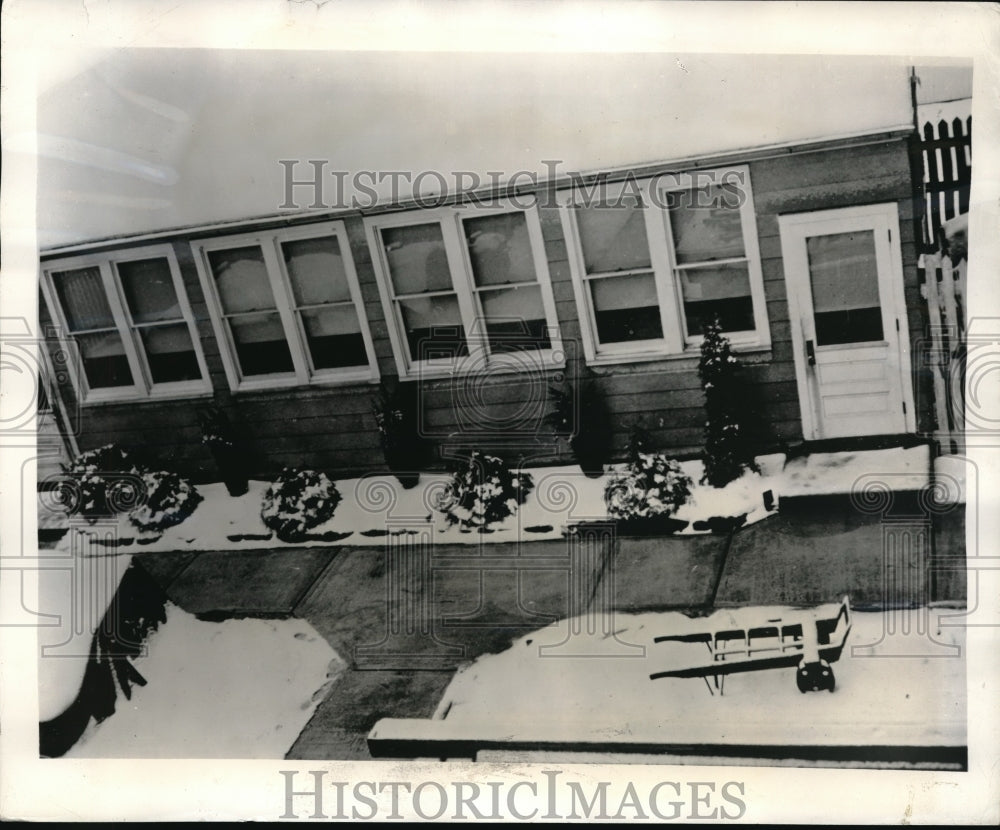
[365, 198, 564, 379]
[39, 244, 212, 404]
[190, 221, 379, 392]
[557, 165, 770, 365]
[656, 166, 770, 350]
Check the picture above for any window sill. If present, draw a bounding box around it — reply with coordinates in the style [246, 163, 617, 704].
[229, 368, 380, 394]
[229, 376, 383, 404]
[81, 388, 215, 408]
[398, 353, 567, 383]
[586, 341, 772, 369]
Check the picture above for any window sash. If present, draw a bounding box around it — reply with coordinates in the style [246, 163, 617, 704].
[295, 303, 370, 373]
[276, 228, 378, 381]
[280, 235, 354, 306]
[370, 216, 478, 371]
[584, 270, 665, 347]
[574, 195, 653, 275]
[366, 202, 563, 378]
[278, 235, 373, 374]
[206, 245, 280, 315]
[112, 258, 205, 387]
[657, 169, 768, 346]
[50, 265, 117, 332]
[40, 247, 210, 403]
[74, 329, 136, 391]
[560, 179, 682, 360]
[116, 257, 187, 324]
[134, 323, 205, 385]
[191, 223, 378, 391]
[223, 310, 297, 378]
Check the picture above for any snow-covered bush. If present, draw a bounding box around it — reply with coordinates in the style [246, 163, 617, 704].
[438, 452, 534, 530]
[604, 452, 693, 521]
[943, 212, 968, 263]
[698, 318, 759, 487]
[260, 468, 341, 543]
[63, 444, 147, 522]
[128, 471, 203, 534]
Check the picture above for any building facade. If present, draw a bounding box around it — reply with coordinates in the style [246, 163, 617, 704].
[39, 127, 932, 481]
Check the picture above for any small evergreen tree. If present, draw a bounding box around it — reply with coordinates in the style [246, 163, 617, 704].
[198, 406, 249, 496]
[698, 318, 759, 487]
[373, 380, 430, 488]
[544, 373, 613, 478]
[626, 422, 655, 463]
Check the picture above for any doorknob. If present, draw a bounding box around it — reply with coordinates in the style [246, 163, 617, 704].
[805, 339, 816, 366]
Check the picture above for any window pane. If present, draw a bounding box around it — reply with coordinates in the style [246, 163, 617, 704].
[806, 230, 883, 346]
[667, 183, 746, 264]
[207, 246, 278, 314]
[281, 236, 352, 306]
[76, 331, 134, 388]
[381, 224, 453, 295]
[590, 272, 663, 344]
[139, 324, 202, 384]
[300, 306, 368, 370]
[227, 312, 295, 376]
[463, 212, 537, 287]
[806, 231, 880, 312]
[117, 258, 182, 323]
[52, 267, 115, 331]
[478, 285, 551, 352]
[679, 263, 755, 336]
[398, 294, 468, 360]
[575, 197, 652, 273]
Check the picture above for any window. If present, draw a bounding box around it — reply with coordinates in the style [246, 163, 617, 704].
[663, 176, 764, 341]
[205, 245, 295, 377]
[462, 211, 554, 354]
[573, 192, 669, 349]
[191, 222, 378, 391]
[804, 230, 884, 345]
[365, 200, 562, 378]
[559, 167, 769, 364]
[40, 246, 210, 403]
[379, 221, 468, 361]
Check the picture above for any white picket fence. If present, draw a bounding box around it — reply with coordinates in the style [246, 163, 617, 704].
[919, 251, 967, 454]
[917, 99, 971, 249]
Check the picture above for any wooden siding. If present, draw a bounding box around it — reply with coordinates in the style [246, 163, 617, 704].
[43, 134, 928, 481]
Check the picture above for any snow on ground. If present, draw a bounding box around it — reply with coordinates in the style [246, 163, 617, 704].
[432, 607, 965, 750]
[933, 454, 969, 504]
[37, 551, 133, 722]
[673, 454, 785, 528]
[780, 444, 929, 498]
[52, 446, 939, 555]
[64, 601, 343, 758]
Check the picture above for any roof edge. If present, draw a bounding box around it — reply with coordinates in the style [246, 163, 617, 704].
[40, 124, 916, 258]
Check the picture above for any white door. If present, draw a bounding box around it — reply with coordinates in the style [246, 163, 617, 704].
[779, 204, 915, 440]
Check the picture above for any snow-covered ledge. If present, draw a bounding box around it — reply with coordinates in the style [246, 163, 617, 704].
[56, 455, 789, 556]
[50, 445, 942, 557]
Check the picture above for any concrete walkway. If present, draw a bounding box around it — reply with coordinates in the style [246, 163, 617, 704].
[129, 487, 965, 760]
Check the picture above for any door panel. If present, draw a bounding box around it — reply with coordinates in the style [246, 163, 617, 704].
[779, 204, 913, 440]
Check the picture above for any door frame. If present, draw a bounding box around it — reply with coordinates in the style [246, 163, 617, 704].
[778, 202, 917, 441]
